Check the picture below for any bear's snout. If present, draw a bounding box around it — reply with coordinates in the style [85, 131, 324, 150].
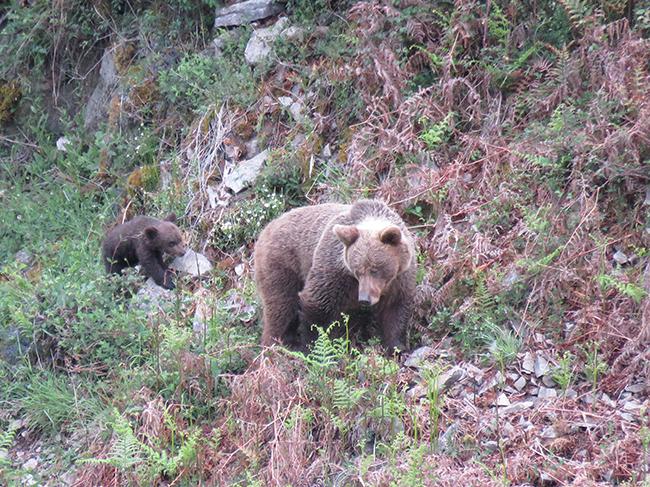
[358, 277, 382, 306]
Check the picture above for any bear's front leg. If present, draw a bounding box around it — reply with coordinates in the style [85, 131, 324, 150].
[140, 251, 175, 290]
[298, 270, 353, 350]
[376, 294, 412, 355]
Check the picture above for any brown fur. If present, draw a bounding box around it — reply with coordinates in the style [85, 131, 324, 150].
[101, 213, 187, 289]
[254, 200, 416, 353]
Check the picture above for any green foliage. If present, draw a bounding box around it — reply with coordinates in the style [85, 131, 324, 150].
[210, 187, 284, 251]
[19, 372, 104, 435]
[158, 31, 257, 112]
[84, 409, 200, 482]
[419, 112, 454, 150]
[552, 351, 575, 392]
[596, 273, 647, 303]
[581, 342, 608, 390]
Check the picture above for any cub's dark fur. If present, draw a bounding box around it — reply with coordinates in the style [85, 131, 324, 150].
[102, 214, 187, 289]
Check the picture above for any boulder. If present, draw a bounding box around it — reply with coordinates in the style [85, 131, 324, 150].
[214, 0, 283, 28]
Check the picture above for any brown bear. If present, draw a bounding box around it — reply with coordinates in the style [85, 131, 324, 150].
[102, 214, 187, 290]
[254, 199, 416, 353]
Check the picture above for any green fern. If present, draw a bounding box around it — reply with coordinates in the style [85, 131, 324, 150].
[597, 273, 647, 303]
[0, 424, 17, 468]
[83, 410, 142, 470]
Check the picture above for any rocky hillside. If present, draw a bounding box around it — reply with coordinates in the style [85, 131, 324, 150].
[1, 0, 649, 485]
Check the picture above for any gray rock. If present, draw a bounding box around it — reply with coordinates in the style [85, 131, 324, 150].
[170, 250, 212, 277]
[56, 136, 71, 152]
[534, 354, 549, 378]
[223, 149, 269, 193]
[540, 425, 559, 439]
[564, 388, 577, 399]
[514, 376, 527, 391]
[541, 375, 556, 388]
[501, 268, 521, 289]
[537, 387, 557, 399]
[23, 458, 39, 470]
[1, 325, 31, 366]
[496, 393, 510, 407]
[483, 440, 499, 452]
[244, 17, 290, 65]
[623, 399, 642, 412]
[625, 383, 645, 394]
[403, 346, 432, 368]
[521, 352, 535, 374]
[322, 143, 332, 159]
[134, 278, 174, 311]
[613, 250, 629, 265]
[14, 249, 34, 266]
[214, 0, 283, 28]
[84, 48, 119, 129]
[439, 366, 465, 390]
[278, 95, 293, 107]
[438, 422, 459, 453]
[501, 401, 534, 416]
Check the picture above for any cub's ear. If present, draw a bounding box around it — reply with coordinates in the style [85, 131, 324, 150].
[164, 213, 177, 223]
[144, 226, 159, 241]
[380, 225, 402, 245]
[333, 224, 359, 247]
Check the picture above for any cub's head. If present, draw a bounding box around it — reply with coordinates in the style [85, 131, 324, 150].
[144, 215, 187, 257]
[333, 218, 412, 306]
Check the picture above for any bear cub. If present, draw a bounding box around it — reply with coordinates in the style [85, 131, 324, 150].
[102, 214, 187, 290]
[254, 199, 416, 353]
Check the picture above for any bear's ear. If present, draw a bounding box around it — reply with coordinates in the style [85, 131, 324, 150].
[380, 225, 402, 246]
[144, 226, 159, 241]
[333, 224, 359, 247]
[164, 213, 177, 223]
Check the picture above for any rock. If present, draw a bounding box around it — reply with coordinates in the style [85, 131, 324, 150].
[405, 384, 426, 400]
[14, 249, 34, 266]
[84, 48, 119, 129]
[496, 393, 510, 407]
[623, 399, 642, 412]
[438, 422, 459, 453]
[514, 376, 527, 391]
[501, 401, 534, 416]
[600, 393, 616, 408]
[501, 268, 521, 289]
[245, 137, 260, 158]
[322, 144, 332, 159]
[23, 458, 39, 470]
[244, 17, 290, 65]
[214, 0, 283, 28]
[235, 263, 246, 276]
[534, 354, 549, 378]
[613, 249, 629, 266]
[223, 149, 269, 193]
[540, 425, 559, 439]
[170, 250, 213, 277]
[564, 388, 577, 399]
[404, 346, 432, 368]
[56, 136, 71, 152]
[483, 440, 499, 452]
[439, 366, 465, 390]
[278, 96, 292, 107]
[625, 383, 645, 394]
[537, 387, 557, 399]
[282, 26, 305, 42]
[521, 352, 535, 374]
[133, 278, 174, 311]
[541, 375, 555, 388]
[1, 325, 31, 366]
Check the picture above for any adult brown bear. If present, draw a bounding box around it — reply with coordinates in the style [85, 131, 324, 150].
[102, 214, 187, 289]
[254, 199, 416, 353]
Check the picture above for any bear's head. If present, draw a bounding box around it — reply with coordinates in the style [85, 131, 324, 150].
[333, 218, 412, 306]
[144, 216, 187, 257]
